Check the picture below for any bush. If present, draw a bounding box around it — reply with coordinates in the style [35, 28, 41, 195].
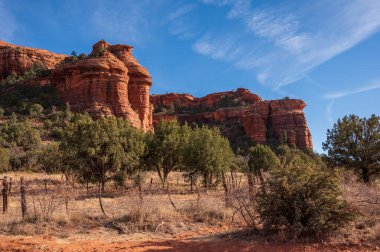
[29, 103, 44, 117]
[0, 147, 10, 172]
[78, 53, 87, 60]
[256, 162, 356, 238]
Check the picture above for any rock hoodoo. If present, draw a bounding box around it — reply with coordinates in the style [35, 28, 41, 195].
[151, 88, 313, 150]
[52, 41, 153, 131]
[0, 40, 153, 132]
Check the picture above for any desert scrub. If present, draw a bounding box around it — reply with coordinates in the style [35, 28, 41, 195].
[182, 196, 231, 225]
[257, 162, 356, 238]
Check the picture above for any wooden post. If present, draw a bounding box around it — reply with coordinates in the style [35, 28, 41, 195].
[190, 175, 194, 192]
[20, 177, 27, 218]
[2, 176, 8, 214]
[8, 177, 12, 194]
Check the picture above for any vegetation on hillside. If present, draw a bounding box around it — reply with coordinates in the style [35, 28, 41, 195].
[0, 65, 378, 243]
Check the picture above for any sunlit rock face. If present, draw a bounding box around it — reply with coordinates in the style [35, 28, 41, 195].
[52, 41, 153, 131]
[0, 40, 65, 80]
[151, 88, 313, 150]
[0, 40, 154, 132]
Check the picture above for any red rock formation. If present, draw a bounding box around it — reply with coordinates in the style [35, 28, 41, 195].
[51, 40, 153, 131]
[151, 88, 261, 109]
[0, 40, 66, 80]
[0, 40, 153, 132]
[152, 89, 313, 150]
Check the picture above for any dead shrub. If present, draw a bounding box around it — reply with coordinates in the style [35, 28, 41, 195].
[29, 182, 73, 221]
[230, 188, 257, 229]
[182, 193, 231, 225]
[109, 194, 180, 234]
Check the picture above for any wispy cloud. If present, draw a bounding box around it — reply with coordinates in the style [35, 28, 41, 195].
[166, 3, 199, 39]
[196, 0, 380, 90]
[326, 100, 335, 124]
[323, 80, 380, 100]
[90, 1, 162, 44]
[0, 0, 17, 41]
[167, 4, 197, 21]
[193, 35, 242, 61]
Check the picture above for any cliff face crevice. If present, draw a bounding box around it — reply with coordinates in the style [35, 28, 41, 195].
[151, 89, 313, 150]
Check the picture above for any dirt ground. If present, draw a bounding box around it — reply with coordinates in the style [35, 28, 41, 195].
[0, 230, 376, 252]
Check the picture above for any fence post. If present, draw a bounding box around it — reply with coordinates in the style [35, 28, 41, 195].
[8, 177, 12, 194]
[2, 176, 8, 214]
[20, 177, 27, 218]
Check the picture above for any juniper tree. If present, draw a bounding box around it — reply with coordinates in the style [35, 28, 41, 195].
[323, 114, 380, 182]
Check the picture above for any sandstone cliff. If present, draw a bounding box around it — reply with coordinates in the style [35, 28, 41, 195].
[0, 40, 66, 80]
[0, 40, 153, 132]
[52, 41, 153, 131]
[151, 88, 313, 150]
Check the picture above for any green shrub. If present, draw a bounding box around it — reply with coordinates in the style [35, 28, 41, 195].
[0, 147, 10, 172]
[0, 107, 4, 118]
[0, 119, 41, 148]
[29, 103, 44, 117]
[78, 53, 87, 60]
[256, 162, 356, 238]
[44, 119, 53, 129]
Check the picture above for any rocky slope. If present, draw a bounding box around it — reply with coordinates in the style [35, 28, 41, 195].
[0, 40, 153, 131]
[151, 88, 313, 150]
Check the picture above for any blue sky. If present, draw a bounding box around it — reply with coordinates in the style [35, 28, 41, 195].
[1, 0, 380, 153]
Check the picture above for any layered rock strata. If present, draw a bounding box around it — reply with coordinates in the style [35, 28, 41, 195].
[151, 88, 313, 150]
[0, 40, 153, 132]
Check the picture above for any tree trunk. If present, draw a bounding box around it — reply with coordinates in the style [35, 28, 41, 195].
[2, 176, 8, 214]
[98, 182, 107, 216]
[221, 172, 231, 207]
[101, 172, 106, 193]
[190, 175, 194, 192]
[20, 177, 27, 218]
[230, 171, 236, 189]
[203, 172, 209, 192]
[362, 167, 370, 183]
[166, 181, 179, 212]
[156, 167, 166, 188]
[247, 173, 254, 203]
[258, 170, 266, 193]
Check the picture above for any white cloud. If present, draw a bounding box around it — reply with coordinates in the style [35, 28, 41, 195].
[323, 81, 380, 100]
[0, 0, 17, 41]
[193, 36, 242, 61]
[90, 1, 160, 44]
[166, 4, 199, 39]
[167, 4, 199, 39]
[167, 4, 197, 21]
[196, 0, 380, 90]
[326, 100, 335, 124]
[200, 0, 231, 6]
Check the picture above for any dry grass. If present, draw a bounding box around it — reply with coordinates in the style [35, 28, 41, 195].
[0, 172, 235, 239]
[327, 170, 380, 247]
[0, 170, 378, 249]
